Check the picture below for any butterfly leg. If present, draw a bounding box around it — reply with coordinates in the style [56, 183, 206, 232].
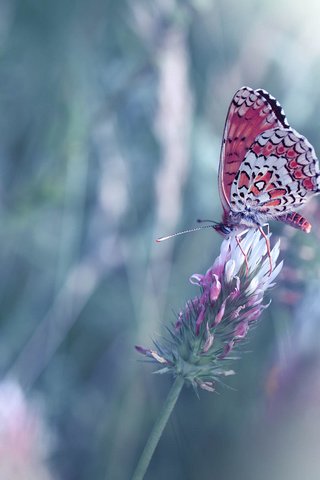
[235, 235, 249, 274]
[258, 226, 272, 275]
[263, 222, 270, 236]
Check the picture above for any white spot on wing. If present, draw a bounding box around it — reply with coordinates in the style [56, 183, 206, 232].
[255, 181, 265, 190]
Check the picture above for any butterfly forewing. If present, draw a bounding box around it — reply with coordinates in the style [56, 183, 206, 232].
[219, 86, 289, 212]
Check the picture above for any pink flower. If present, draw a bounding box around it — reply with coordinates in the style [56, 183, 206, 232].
[136, 229, 282, 392]
[0, 380, 55, 480]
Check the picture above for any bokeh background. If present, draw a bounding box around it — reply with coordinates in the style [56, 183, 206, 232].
[2, 0, 320, 479]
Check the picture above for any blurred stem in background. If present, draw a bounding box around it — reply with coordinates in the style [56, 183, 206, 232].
[8, 33, 92, 389]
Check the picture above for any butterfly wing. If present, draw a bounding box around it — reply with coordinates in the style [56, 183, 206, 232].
[219, 86, 289, 212]
[230, 127, 320, 219]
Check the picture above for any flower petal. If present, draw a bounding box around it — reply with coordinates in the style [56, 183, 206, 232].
[189, 274, 204, 285]
[210, 274, 221, 303]
[196, 307, 206, 335]
[246, 276, 259, 295]
[234, 321, 249, 339]
[213, 299, 227, 326]
[199, 381, 215, 392]
[203, 323, 214, 352]
[225, 259, 236, 283]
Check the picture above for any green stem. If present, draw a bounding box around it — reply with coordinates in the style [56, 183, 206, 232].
[131, 376, 184, 480]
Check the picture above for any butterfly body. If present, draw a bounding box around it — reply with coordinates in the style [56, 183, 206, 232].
[213, 206, 268, 238]
[216, 87, 320, 236]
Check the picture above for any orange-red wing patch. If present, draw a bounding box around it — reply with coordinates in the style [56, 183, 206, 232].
[254, 170, 273, 184]
[293, 169, 303, 179]
[265, 183, 276, 192]
[303, 177, 315, 190]
[238, 171, 250, 188]
[268, 188, 287, 199]
[250, 185, 260, 196]
[263, 198, 282, 207]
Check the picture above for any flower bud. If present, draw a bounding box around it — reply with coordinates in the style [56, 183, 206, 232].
[209, 274, 221, 303]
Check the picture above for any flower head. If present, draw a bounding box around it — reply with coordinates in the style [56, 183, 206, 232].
[136, 229, 283, 392]
[0, 380, 55, 480]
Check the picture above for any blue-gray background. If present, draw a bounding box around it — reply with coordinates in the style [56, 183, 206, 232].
[2, 1, 320, 479]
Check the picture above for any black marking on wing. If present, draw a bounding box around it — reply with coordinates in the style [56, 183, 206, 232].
[256, 89, 289, 128]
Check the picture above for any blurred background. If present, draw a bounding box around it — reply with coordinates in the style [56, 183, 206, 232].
[2, 0, 320, 479]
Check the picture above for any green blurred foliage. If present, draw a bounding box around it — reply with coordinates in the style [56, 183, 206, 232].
[2, 0, 320, 479]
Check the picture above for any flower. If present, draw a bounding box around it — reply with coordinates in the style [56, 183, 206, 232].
[136, 229, 283, 392]
[0, 380, 55, 480]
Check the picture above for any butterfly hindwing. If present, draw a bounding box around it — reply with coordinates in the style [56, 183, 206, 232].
[219, 87, 289, 211]
[230, 127, 320, 216]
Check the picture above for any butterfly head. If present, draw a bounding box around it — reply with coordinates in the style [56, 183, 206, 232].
[197, 218, 234, 237]
[212, 222, 234, 237]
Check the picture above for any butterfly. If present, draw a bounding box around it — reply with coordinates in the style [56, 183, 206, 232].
[213, 86, 320, 242]
[205, 86, 320, 273]
[157, 87, 320, 270]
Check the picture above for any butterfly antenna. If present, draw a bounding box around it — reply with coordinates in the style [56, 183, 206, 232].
[197, 218, 219, 225]
[156, 225, 213, 243]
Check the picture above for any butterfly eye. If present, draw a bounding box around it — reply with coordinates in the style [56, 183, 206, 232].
[221, 225, 233, 235]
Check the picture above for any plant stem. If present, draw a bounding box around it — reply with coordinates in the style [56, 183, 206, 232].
[131, 375, 184, 480]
